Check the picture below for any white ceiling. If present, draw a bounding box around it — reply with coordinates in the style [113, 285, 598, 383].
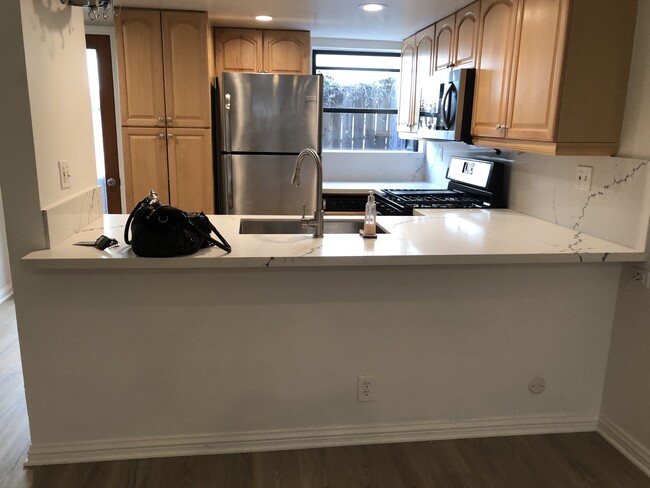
[114, 0, 469, 42]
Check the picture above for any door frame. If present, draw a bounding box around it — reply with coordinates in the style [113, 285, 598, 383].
[85, 33, 122, 213]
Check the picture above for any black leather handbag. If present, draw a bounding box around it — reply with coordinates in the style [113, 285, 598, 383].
[124, 191, 231, 257]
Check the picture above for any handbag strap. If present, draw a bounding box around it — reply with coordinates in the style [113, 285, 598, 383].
[124, 198, 148, 245]
[188, 215, 232, 254]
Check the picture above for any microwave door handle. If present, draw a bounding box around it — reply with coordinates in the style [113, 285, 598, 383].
[224, 93, 232, 152]
[440, 84, 453, 129]
[225, 154, 234, 212]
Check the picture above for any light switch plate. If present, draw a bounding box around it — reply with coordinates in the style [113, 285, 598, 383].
[576, 165, 592, 191]
[58, 160, 71, 189]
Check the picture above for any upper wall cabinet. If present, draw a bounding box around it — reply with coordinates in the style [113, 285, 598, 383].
[116, 9, 210, 129]
[471, 0, 518, 139]
[454, 2, 481, 69]
[472, 0, 637, 155]
[214, 28, 310, 83]
[434, 14, 455, 72]
[433, 2, 480, 72]
[397, 34, 417, 134]
[397, 26, 437, 136]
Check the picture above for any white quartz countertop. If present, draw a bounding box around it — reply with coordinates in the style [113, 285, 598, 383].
[22, 209, 646, 269]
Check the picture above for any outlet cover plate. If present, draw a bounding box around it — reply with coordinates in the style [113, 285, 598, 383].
[357, 375, 375, 402]
[576, 165, 592, 191]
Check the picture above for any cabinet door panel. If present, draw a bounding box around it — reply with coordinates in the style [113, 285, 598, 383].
[167, 128, 214, 213]
[122, 128, 170, 209]
[506, 0, 568, 141]
[397, 36, 417, 133]
[471, 0, 518, 138]
[162, 11, 211, 128]
[215, 28, 263, 74]
[116, 10, 166, 127]
[434, 14, 455, 72]
[454, 1, 480, 68]
[416, 25, 436, 84]
[263, 30, 311, 74]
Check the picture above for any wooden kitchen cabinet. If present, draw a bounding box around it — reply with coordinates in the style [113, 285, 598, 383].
[434, 2, 480, 72]
[262, 30, 311, 74]
[398, 26, 437, 137]
[167, 128, 214, 213]
[454, 1, 481, 69]
[472, 0, 637, 155]
[397, 34, 417, 134]
[161, 11, 211, 129]
[116, 9, 210, 128]
[214, 28, 310, 83]
[434, 14, 455, 72]
[117, 8, 214, 213]
[121, 127, 170, 208]
[115, 9, 166, 127]
[471, 0, 518, 139]
[214, 28, 263, 75]
[122, 128, 214, 213]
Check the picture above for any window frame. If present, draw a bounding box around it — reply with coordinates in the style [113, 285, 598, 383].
[312, 49, 414, 152]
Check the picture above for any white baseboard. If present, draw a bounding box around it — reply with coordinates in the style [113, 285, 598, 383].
[26, 414, 598, 466]
[599, 416, 650, 477]
[0, 284, 12, 303]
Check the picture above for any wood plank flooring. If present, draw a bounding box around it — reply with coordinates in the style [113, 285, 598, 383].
[1, 299, 648, 488]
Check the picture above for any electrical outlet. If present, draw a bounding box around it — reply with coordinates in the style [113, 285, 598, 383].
[631, 267, 650, 289]
[575, 165, 593, 191]
[58, 160, 72, 189]
[357, 375, 375, 402]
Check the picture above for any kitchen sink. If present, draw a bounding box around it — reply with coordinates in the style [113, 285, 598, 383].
[239, 219, 387, 235]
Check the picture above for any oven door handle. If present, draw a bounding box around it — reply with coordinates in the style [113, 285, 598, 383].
[440, 83, 456, 130]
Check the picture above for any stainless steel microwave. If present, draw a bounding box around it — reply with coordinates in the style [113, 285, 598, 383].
[417, 68, 475, 143]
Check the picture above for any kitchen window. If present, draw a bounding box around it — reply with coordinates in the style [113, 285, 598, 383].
[313, 50, 417, 151]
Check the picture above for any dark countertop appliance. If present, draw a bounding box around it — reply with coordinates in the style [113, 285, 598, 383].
[374, 157, 505, 216]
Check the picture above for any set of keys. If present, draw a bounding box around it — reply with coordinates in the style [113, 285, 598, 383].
[73, 235, 119, 250]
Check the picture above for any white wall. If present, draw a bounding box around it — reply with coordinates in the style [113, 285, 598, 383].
[601, 0, 650, 466]
[20, 0, 97, 209]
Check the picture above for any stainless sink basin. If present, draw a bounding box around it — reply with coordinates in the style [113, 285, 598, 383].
[239, 219, 387, 235]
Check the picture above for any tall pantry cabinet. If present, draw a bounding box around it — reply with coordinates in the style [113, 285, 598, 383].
[116, 9, 214, 212]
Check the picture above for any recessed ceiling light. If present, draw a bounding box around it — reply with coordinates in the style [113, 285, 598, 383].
[255, 15, 273, 22]
[359, 3, 387, 12]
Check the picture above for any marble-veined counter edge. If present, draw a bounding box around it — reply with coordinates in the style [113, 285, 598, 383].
[21, 210, 647, 269]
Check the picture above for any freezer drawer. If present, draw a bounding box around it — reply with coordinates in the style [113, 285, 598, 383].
[222, 154, 318, 215]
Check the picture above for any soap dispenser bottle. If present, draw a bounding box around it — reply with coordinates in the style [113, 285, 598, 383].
[364, 191, 377, 236]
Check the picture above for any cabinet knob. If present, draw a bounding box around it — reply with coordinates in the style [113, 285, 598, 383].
[159, 116, 165, 122]
[504, 125, 510, 130]
[166, 116, 173, 122]
[495, 124, 503, 130]
[167, 133, 173, 139]
[159, 133, 165, 139]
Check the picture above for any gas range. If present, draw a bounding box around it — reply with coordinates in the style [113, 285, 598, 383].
[375, 157, 505, 216]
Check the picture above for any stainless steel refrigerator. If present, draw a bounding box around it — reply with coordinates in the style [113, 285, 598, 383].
[216, 73, 323, 215]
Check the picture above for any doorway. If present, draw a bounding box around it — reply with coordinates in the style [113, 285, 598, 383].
[85, 34, 121, 214]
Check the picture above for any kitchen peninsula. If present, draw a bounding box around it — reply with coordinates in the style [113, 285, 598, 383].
[19, 208, 646, 465]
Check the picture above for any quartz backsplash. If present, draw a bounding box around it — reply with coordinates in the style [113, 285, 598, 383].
[424, 141, 650, 250]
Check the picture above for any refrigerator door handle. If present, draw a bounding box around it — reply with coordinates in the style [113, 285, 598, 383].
[224, 93, 232, 153]
[225, 154, 234, 211]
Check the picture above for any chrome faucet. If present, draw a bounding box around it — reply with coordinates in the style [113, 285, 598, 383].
[291, 148, 324, 238]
